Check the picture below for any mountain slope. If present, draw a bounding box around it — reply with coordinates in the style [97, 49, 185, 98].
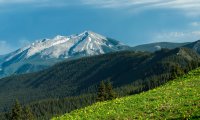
[53, 67, 200, 120]
[132, 42, 189, 52]
[0, 47, 199, 112]
[183, 40, 200, 54]
[0, 31, 129, 78]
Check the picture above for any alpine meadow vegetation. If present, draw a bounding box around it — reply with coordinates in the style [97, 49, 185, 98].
[53, 67, 200, 120]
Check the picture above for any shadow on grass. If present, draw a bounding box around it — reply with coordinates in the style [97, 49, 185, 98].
[168, 115, 200, 120]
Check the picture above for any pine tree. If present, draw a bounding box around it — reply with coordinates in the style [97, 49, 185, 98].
[106, 81, 116, 100]
[5, 112, 11, 120]
[97, 81, 106, 102]
[23, 106, 34, 120]
[10, 100, 23, 120]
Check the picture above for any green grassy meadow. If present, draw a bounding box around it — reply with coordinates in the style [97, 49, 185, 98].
[53, 68, 200, 120]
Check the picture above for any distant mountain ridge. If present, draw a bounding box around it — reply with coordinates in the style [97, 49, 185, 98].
[0, 30, 199, 79]
[132, 42, 190, 52]
[183, 40, 200, 54]
[0, 31, 129, 78]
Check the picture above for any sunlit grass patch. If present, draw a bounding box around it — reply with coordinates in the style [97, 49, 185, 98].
[53, 68, 200, 120]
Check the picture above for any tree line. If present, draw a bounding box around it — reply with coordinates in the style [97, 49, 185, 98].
[5, 100, 34, 120]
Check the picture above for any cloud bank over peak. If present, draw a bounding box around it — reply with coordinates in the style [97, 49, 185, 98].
[0, 1, 199, 9]
[0, 0, 200, 16]
[82, 0, 200, 16]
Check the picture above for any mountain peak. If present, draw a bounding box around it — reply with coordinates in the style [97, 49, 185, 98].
[0, 31, 128, 78]
[54, 35, 66, 40]
[82, 30, 95, 34]
[183, 40, 200, 54]
[79, 30, 102, 38]
[194, 40, 200, 43]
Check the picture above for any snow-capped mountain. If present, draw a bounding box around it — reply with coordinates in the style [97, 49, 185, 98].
[0, 31, 130, 78]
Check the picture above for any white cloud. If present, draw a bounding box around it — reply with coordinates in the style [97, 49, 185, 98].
[19, 39, 31, 47]
[82, 0, 162, 8]
[0, 0, 200, 16]
[0, 41, 14, 55]
[190, 22, 200, 27]
[81, 0, 200, 16]
[153, 31, 200, 43]
[0, 39, 33, 55]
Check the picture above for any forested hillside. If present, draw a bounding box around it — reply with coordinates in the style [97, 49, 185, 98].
[132, 42, 189, 52]
[0, 47, 200, 119]
[54, 67, 200, 120]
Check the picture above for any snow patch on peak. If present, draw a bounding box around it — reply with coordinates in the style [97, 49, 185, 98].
[4, 31, 126, 62]
[25, 35, 72, 58]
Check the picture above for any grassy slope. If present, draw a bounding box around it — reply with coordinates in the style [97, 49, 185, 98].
[53, 68, 200, 120]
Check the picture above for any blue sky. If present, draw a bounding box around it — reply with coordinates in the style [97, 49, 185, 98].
[0, 0, 200, 55]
